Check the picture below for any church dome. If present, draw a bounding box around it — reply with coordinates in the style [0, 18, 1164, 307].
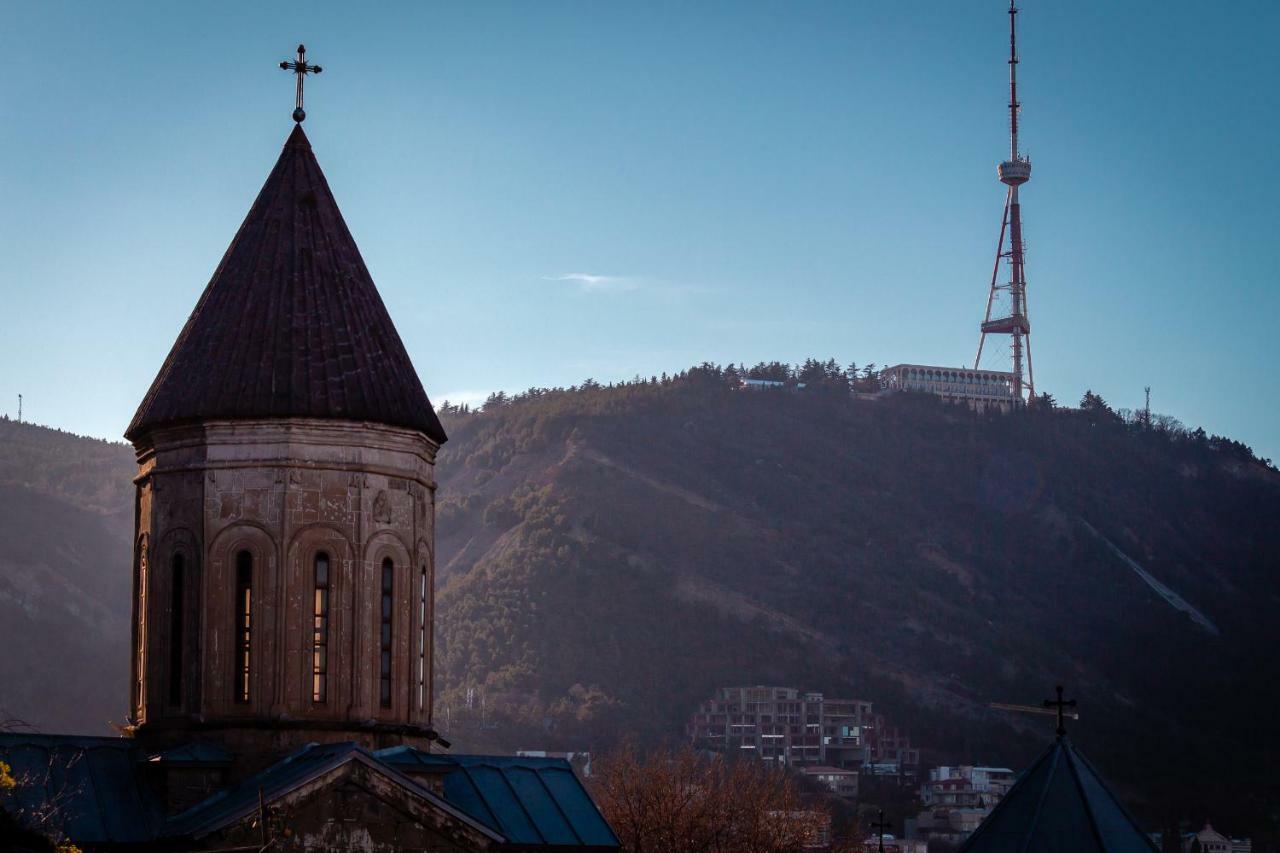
[126, 124, 446, 445]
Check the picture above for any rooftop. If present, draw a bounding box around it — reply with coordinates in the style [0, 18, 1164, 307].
[126, 124, 446, 445]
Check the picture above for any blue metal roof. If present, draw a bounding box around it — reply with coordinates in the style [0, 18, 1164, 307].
[376, 748, 620, 848]
[0, 735, 616, 849]
[164, 741, 500, 843]
[958, 738, 1158, 852]
[0, 733, 164, 845]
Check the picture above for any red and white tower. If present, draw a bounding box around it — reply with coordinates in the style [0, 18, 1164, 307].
[975, 0, 1035, 404]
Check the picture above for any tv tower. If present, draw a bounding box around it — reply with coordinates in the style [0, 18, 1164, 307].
[975, 0, 1035, 404]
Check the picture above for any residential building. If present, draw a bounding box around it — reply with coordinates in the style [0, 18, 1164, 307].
[860, 834, 928, 853]
[912, 765, 1015, 846]
[687, 686, 919, 784]
[801, 765, 860, 798]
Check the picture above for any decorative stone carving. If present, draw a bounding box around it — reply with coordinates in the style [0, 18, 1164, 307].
[373, 490, 392, 525]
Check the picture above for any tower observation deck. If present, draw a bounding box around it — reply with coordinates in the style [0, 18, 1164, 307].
[880, 3, 1038, 411]
[975, 0, 1036, 403]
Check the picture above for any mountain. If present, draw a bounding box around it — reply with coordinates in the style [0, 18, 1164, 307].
[0, 418, 134, 733]
[1, 368, 1277, 834]
[430, 371, 1279, 834]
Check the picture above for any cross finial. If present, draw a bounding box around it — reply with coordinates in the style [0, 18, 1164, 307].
[872, 808, 893, 853]
[1043, 684, 1078, 739]
[279, 44, 322, 123]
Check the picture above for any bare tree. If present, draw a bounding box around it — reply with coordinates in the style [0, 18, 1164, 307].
[590, 743, 825, 853]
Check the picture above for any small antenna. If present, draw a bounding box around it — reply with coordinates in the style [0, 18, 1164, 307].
[17, 393, 21, 423]
[1144, 386, 1152, 428]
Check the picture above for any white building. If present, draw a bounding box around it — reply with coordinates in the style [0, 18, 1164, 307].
[1181, 823, 1251, 853]
[880, 364, 1017, 411]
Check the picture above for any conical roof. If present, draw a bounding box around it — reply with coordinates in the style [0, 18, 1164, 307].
[126, 125, 446, 444]
[958, 738, 1157, 852]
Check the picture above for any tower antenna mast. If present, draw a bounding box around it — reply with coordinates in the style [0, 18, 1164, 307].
[975, 1, 1035, 404]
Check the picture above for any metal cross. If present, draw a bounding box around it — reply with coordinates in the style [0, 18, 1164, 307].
[1043, 684, 1078, 739]
[279, 44, 322, 123]
[872, 809, 892, 853]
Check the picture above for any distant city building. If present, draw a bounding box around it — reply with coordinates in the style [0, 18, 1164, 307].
[686, 686, 919, 787]
[1164, 823, 1252, 853]
[801, 765, 860, 798]
[860, 834, 927, 853]
[739, 378, 789, 390]
[911, 765, 1015, 846]
[517, 750, 593, 778]
[879, 364, 1017, 412]
[737, 378, 807, 391]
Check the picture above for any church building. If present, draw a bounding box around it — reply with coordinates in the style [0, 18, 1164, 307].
[0, 74, 617, 852]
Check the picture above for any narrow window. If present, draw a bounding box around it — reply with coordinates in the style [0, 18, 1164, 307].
[168, 554, 185, 707]
[380, 558, 393, 708]
[417, 563, 427, 712]
[312, 553, 330, 703]
[135, 537, 148, 713]
[235, 550, 253, 704]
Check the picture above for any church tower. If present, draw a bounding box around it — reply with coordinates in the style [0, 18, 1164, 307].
[124, 122, 448, 763]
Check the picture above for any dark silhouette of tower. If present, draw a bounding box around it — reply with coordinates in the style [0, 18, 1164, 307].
[975, 1, 1035, 404]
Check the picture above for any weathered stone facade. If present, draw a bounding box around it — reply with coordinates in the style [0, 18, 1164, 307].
[128, 418, 440, 764]
[14, 122, 622, 851]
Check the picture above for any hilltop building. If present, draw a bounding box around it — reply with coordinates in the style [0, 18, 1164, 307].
[886, 1, 1043, 408]
[686, 686, 920, 790]
[879, 365, 1018, 412]
[0, 91, 616, 850]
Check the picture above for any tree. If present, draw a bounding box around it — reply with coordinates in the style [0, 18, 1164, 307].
[1079, 390, 1120, 424]
[591, 743, 824, 853]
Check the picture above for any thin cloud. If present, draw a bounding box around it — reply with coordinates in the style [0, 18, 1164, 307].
[543, 273, 639, 294]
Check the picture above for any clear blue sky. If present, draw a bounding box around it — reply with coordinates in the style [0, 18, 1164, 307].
[2, 1, 1277, 460]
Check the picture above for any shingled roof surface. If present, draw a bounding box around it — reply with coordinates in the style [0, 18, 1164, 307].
[126, 124, 446, 444]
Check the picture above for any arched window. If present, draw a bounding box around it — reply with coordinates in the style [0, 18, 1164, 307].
[312, 553, 330, 704]
[380, 558, 394, 708]
[418, 563, 428, 713]
[168, 554, 185, 708]
[135, 536, 149, 713]
[234, 550, 253, 704]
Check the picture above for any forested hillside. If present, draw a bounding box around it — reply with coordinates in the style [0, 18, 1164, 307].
[430, 366, 1279, 833]
[1, 364, 1276, 833]
[0, 418, 134, 733]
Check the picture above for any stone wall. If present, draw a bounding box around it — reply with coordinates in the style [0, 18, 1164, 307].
[129, 418, 439, 756]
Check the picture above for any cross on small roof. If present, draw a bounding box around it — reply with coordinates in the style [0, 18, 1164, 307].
[1043, 684, 1078, 739]
[871, 808, 893, 852]
[279, 44, 322, 123]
